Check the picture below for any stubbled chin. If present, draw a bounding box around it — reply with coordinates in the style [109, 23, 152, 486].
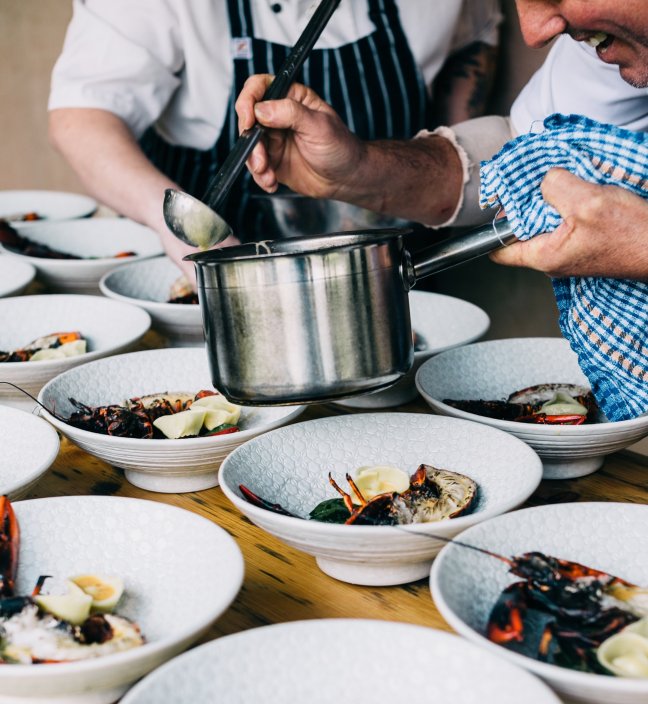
[618, 65, 648, 88]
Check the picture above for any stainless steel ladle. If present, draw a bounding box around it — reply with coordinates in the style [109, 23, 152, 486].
[163, 0, 342, 250]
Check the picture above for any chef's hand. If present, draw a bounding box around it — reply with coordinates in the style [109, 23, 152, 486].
[162, 228, 240, 292]
[490, 169, 648, 279]
[235, 75, 364, 201]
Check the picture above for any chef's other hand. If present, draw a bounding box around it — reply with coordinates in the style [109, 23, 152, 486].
[490, 169, 648, 280]
[162, 227, 240, 293]
[236, 75, 364, 201]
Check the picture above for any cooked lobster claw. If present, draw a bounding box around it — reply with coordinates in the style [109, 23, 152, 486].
[238, 485, 297, 517]
[0, 495, 19, 598]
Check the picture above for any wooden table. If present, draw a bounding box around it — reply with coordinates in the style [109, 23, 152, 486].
[24, 395, 648, 645]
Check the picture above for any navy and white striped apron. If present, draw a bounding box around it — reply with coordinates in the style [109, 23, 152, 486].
[141, 0, 431, 236]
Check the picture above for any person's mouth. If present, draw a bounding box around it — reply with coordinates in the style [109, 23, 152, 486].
[582, 31, 615, 54]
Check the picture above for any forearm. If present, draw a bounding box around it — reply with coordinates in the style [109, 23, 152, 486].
[48, 108, 200, 280]
[49, 108, 173, 232]
[338, 134, 464, 225]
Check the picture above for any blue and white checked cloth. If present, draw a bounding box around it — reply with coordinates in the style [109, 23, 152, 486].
[479, 113, 648, 421]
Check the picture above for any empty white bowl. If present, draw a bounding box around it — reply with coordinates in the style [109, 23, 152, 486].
[38, 348, 305, 493]
[416, 337, 648, 479]
[0, 406, 59, 499]
[1, 495, 244, 704]
[99, 257, 203, 345]
[219, 412, 542, 586]
[335, 290, 490, 409]
[431, 502, 648, 704]
[0, 256, 35, 297]
[0, 189, 97, 223]
[1, 218, 164, 294]
[0, 295, 151, 410]
[121, 619, 560, 704]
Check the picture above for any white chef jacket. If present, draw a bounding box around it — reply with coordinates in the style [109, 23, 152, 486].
[48, 0, 501, 150]
[511, 35, 648, 135]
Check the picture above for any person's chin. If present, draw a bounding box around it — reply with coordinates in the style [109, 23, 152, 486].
[593, 39, 648, 87]
[617, 63, 648, 88]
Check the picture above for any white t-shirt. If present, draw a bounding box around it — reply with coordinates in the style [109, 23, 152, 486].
[49, 0, 501, 149]
[511, 35, 648, 135]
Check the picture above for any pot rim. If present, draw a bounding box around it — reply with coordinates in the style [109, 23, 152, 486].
[184, 228, 410, 265]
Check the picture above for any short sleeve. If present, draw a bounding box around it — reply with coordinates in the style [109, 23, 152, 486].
[48, 0, 183, 138]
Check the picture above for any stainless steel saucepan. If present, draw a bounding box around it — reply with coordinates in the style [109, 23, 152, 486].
[186, 218, 515, 405]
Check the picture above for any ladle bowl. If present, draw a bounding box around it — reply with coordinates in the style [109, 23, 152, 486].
[163, 190, 232, 249]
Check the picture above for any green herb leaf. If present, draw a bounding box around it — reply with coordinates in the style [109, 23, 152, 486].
[308, 498, 349, 524]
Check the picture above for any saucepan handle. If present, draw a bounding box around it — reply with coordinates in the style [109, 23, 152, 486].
[402, 216, 517, 289]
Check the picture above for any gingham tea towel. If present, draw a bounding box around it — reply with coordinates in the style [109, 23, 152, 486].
[479, 113, 648, 421]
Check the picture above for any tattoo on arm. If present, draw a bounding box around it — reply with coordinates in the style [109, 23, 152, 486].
[431, 41, 499, 126]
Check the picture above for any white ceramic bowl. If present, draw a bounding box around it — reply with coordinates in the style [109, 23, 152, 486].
[0, 295, 151, 410]
[1, 218, 164, 294]
[219, 412, 542, 586]
[0, 406, 59, 499]
[335, 290, 490, 409]
[99, 257, 203, 345]
[431, 502, 648, 704]
[1, 495, 244, 704]
[0, 256, 36, 297]
[121, 619, 560, 704]
[38, 348, 305, 493]
[416, 337, 648, 479]
[0, 189, 97, 223]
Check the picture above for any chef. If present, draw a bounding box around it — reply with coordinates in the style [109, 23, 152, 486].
[48, 0, 501, 281]
[235, 0, 648, 280]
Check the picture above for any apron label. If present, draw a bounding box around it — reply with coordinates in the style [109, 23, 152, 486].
[231, 37, 253, 60]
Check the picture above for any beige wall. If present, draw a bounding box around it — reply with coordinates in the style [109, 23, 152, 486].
[0, 0, 82, 191]
[0, 0, 559, 338]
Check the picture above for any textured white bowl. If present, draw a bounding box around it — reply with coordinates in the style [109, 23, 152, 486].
[431, 502, 648, 704]
[0, 495, 244, 704]
[335, 290, 490, 409]
[121, 619, 560, 704]
[1, 219, 164, 294]
[0, 406, 59, 499]
[416, 337, 648, 479]
[0, 190, 97, 223]
[99, 257, 203, 345]
[38, 348, 305, 493]
[0, 256, 36, 297]
[219, 412, 542, 586]
[0, 295, 151, 410]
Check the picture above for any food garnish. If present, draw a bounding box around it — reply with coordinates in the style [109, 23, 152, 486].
[71, 574, 125, 613]
[0, 332, 87, 363]
[0, 496, 144, 664]
[443, 383, 598, 425]
[240, 464, 478, 525]
[597, 618, 648, 677]
[167, 275, 198, 304]
[65, 390, 241, 439]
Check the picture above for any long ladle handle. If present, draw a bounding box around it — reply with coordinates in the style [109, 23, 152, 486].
[404, 216, 517, 288]
[203, 0, 342, 213]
